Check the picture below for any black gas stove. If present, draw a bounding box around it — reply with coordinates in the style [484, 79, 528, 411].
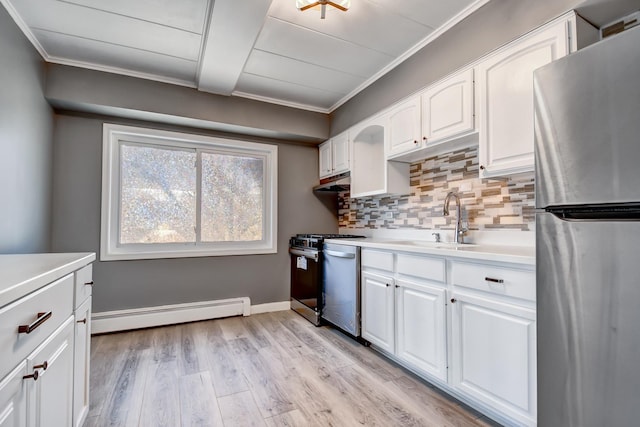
[289, 233, 365, 251]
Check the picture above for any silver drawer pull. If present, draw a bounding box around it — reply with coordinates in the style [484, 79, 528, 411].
[18, 311, 52, 334]
[485, 277, 504, 283]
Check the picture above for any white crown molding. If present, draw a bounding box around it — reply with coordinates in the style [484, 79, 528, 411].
[46, 56, 197, 88]
[328, 0, 492, 112]
[232, 90, 331, 113]
[0, 0, 50, 60]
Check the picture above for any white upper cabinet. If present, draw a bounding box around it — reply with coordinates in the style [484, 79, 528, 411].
[318, 131, 350, 179]
[386, 67, 477, 162]
[318, 140, 333, 178]
[477, 13, 597, 178]
[331, 132, 350, 174]
[385, 96, 422, 157]
[422, 68, 475, 144]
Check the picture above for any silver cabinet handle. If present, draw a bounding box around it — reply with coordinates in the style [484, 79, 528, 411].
[324, 249, 355, 259]
[485, 277, 504, 283]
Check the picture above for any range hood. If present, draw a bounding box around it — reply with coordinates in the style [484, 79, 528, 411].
[313, 171, 350, 192]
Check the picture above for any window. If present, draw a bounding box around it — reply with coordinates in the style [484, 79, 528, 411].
[101, 124, 277, 260]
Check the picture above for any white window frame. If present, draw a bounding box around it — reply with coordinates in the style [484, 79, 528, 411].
[101, 124, 278, 261]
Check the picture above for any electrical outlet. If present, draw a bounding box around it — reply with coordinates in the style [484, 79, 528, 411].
[385, 212, 394, 220]
[459, 182, 472, 192]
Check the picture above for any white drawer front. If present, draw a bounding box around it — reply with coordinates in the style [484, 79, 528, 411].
[0, 275, 74, 380]
[361, 249, 394, 272]
[396, 253, 445, 283]
[74, 264, 93, 308]
[451, 261, 535, 301]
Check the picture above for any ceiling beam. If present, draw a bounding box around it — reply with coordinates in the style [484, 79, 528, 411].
[197, 0, 273, 95]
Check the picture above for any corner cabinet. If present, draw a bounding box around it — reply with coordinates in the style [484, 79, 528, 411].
[0, 253, 95, 427]
[318, 131, 350, 179]
[477, 13, 598, 178]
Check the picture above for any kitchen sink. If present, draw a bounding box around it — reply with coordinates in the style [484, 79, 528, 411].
[388, 240, 478, 249]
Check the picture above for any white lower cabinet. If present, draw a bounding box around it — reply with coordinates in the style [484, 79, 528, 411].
[361, 271, 394, 353]
[450, 291, 536, 426]
[360, 248, 536, 426]
[73, 297, 91, 427]
[0, 362, 28, 427]
[26, 318, 75, 427]
[395, 279, 447, 381]
[0, 254, 94, 427]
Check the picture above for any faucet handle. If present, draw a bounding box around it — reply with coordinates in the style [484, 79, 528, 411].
[432, 232, 441, 243]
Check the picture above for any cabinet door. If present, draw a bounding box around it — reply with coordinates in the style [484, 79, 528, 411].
[422, 68, 475, 143]
[395, 279, 447, 382]
[450, 291, 536, 426]
[386, 96, 421, 157]
[361, 271, 394, 353]
[318, 140, 333, 178]
[27, 318, 74, 427]
[73, 298, 91, 427]
[477, 20, 569, 178]
[0, 362, 28, 427]
[331, 132, 350, 174]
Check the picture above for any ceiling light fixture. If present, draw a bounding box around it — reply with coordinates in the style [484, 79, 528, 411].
[296, 0, 350, 19]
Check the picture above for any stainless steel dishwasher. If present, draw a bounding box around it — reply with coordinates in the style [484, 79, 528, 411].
[322, 242, 360, 337]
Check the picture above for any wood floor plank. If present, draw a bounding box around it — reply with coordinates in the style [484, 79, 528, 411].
[264, 409, 311, 427]
[335, 364, 428, 427]
[218, 391, 267, 427]
[179, 371, 224, 427]
[87, 310, 494, 427]
[178, 322, 201, 375]
[229, 337, 296, 419]
[138, 360, 181, 427]
[191, 320, 249, 397]
[315, 326, 404, 382]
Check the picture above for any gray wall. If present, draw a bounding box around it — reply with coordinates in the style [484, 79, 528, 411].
[0, 6, 53, 253]
[330, 0, 590, 134]
[51, 113, 338, 313]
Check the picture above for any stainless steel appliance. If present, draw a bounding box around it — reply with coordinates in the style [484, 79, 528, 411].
[534, 27, 640, 427]
[322, 242, 360, 337]
[289, 234, 364, 326]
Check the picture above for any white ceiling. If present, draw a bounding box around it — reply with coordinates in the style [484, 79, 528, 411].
[2, 0, 488, 112]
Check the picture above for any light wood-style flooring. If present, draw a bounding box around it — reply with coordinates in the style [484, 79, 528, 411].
[85, 310, 497, 427]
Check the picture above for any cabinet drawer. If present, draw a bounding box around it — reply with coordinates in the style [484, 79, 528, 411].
[397, 253, 445, 283]
[0, 275, 74, 380]
[361, 249, 394, 272]
[451, 261, 535, 301]
[74, 264, 93, 308]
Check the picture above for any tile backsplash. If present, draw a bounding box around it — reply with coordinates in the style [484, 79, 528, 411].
[338, 146, 535, 232]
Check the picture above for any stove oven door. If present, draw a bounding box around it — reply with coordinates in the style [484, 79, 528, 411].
[289, 248, 321, 325]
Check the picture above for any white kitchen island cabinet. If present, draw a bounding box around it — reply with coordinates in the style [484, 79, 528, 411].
[0, 253, 95, 427]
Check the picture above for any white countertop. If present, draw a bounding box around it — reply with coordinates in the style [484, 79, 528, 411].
[325, 238, 535, 266]
[0, 253, 96, 308]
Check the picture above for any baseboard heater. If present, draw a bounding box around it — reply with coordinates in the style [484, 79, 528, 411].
[91, 297, 251, 334]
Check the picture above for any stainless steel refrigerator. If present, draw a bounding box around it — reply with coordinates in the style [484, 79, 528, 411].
[534, 26, 640, 426]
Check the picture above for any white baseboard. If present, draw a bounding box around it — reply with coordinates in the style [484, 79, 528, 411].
[250, 300, 290, 314]
[91, 298, 291, 334]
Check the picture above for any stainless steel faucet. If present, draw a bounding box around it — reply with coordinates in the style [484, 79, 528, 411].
[443, 191, 467, 244]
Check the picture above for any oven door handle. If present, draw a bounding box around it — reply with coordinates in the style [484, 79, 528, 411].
[325, 249, 356, 259]
[289, 248, 319, 262]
